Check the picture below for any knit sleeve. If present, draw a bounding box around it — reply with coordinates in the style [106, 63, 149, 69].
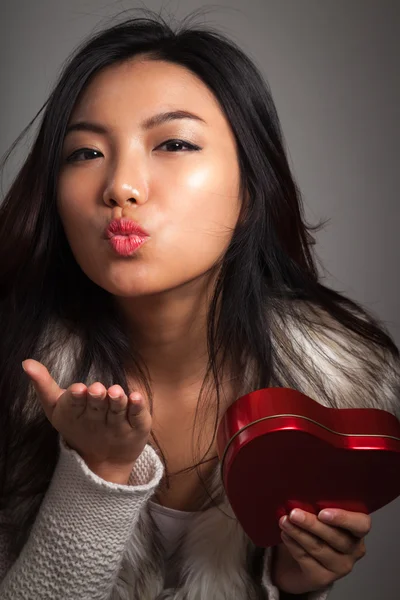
[0, 435, 164, 600]
[262, 546, 333, 600]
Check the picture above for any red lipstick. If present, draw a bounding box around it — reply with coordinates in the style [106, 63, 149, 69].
[105, 218, 149, 257]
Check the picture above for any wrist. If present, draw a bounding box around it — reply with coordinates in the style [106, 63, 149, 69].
[85, 461, 136, 484]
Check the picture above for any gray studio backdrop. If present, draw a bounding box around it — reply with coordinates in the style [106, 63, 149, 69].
[0, 1, 398, 598]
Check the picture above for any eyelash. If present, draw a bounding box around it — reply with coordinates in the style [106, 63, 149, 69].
[66, 139, 201, 162]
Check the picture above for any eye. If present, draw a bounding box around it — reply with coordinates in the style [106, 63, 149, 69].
[65, 139, 201, 163]
[156, 139, 201, 153]
[66, 148, 103, 163]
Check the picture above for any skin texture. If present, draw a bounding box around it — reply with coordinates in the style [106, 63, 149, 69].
[22, 56, 372, 593]
[57, 56, 242, 388]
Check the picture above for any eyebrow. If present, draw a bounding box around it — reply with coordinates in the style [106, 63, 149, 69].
[65, 110, 207, 137]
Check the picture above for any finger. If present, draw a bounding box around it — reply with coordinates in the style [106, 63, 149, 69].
[280, 531, 336, 586]
[128, 392, 145, 415]
[86, 382, 108, 420]
[127, 392, 151, 432]
[106, 386, 128, 424]
[318, 509, 372, 539]
[68, 384, 88, 408]
[282, 510, 359, 554]
[280, 516, 357, 575]
[22, 359, 64, 418]
[53, 384, 88, 426]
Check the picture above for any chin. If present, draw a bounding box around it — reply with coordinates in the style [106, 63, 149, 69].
[97, 280, 155, 298]
[98, 276, 203, 299]
[93, 275, 171, 298]
[84, 260, 215, 299]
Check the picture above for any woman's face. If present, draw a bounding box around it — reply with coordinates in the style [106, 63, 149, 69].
[57, 57, 242, 297]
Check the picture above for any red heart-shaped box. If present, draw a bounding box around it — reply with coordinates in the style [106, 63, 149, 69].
[216, 388, 400, 548]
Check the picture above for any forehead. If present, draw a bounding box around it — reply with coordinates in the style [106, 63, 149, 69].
[70, 57, 228, 130]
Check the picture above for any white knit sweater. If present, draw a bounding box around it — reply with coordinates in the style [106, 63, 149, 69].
[0, 435, 331, 599]
[0, 437, 163, 598]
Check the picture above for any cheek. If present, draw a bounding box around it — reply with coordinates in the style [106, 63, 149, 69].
[152, 164, 240, 280]
[170, 162, 241, 232]
[56, 176, 96, 242]
[56, 193, 100, 277]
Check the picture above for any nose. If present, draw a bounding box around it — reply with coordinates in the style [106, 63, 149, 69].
[103, 185, 146, 209]
[103, 166, 147, 210]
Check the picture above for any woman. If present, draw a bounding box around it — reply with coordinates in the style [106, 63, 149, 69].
[0, 9, 399, 600]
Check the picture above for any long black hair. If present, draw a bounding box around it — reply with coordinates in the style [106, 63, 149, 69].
[0, 7, 398, 563]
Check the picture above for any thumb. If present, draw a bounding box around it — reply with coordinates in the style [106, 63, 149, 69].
[22, 359, 64, 418]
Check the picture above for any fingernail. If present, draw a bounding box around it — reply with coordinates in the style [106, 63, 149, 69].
[22, 361, 27, 372]
[290, 509, 305, 523]
[280, 515, 289, 528]
[319, 510, 334, 522]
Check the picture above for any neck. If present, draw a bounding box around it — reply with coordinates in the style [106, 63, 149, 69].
[115, 276, 217, 389]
